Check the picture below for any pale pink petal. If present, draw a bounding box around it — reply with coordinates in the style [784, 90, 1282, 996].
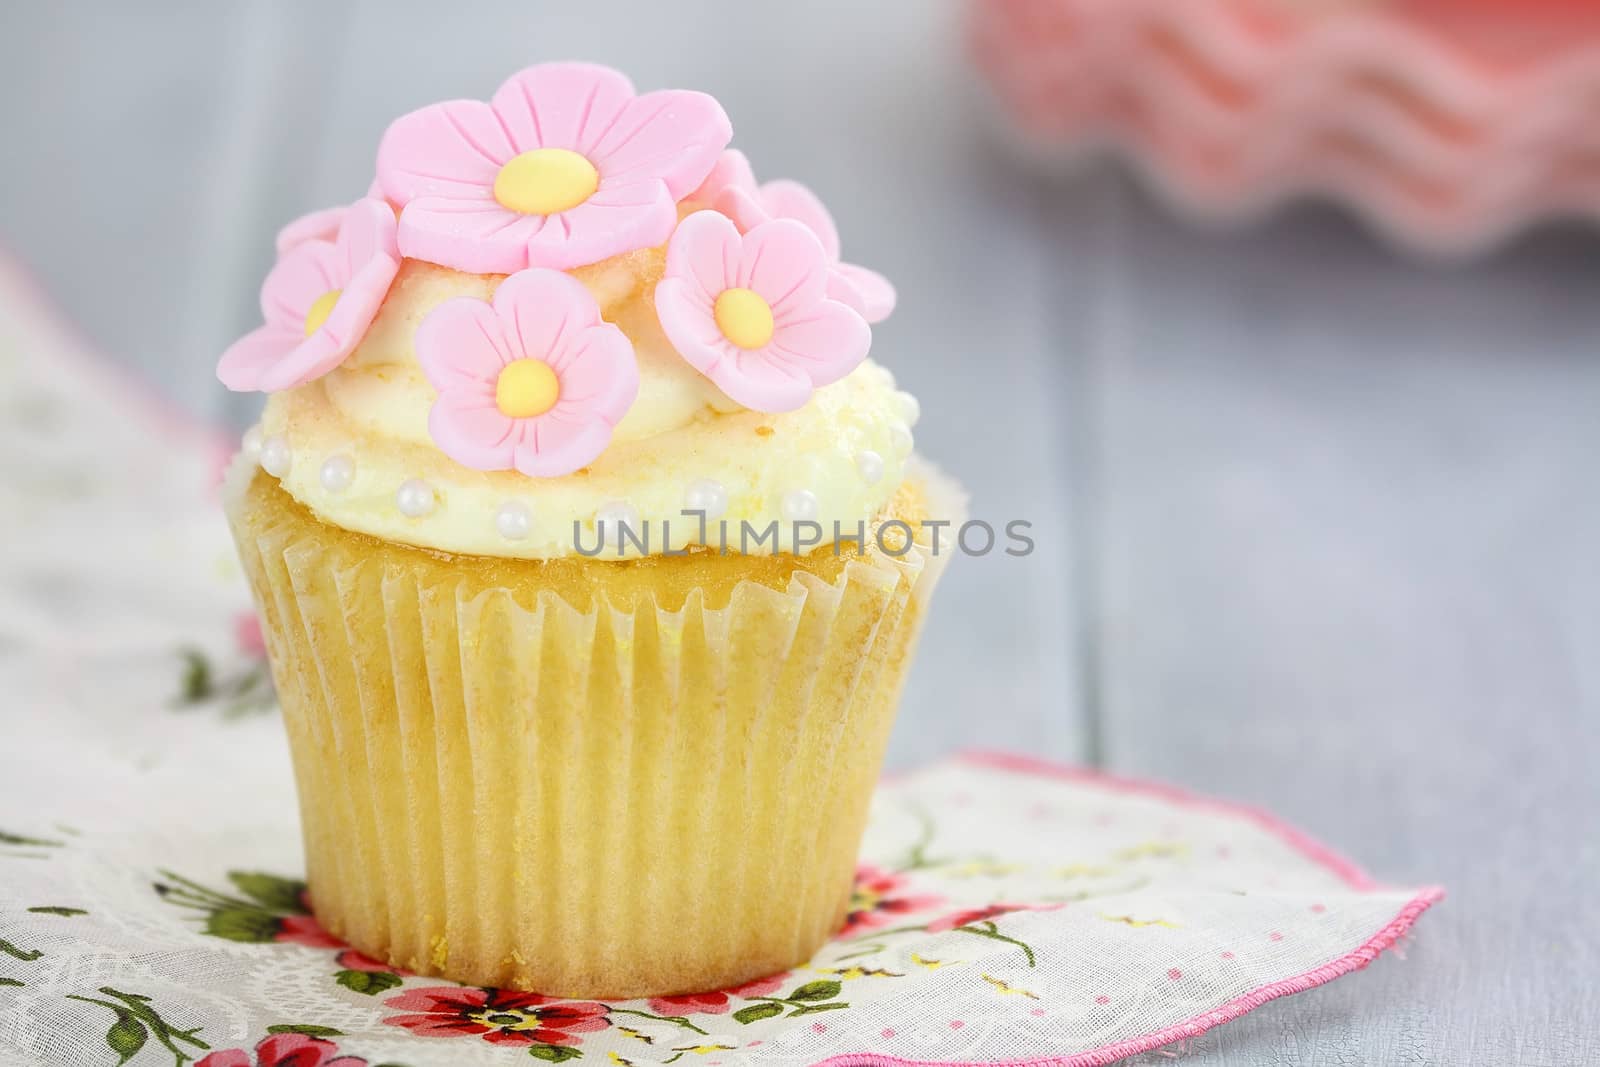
[834, 262, 897, 323]
[216, 324, 300, 391]
[489, 62, 635, 153]
[415, 296, 516, 393]
[377, 99, 515, 204]
[333, 197, 401, 274]
[428, 390, 520, 470]
[512, 410, 615, 477]
[271, 259, 388, 377]
[688, 148, 757, 204]
[397, 195, 549, 275]
[524, 180, 676, 270]
[766, 297, 871, 390]
[664, 210, 741, 304]
[251, 329, 342, 393]
[655, 277, 726, 364]
[275, 189, 397, 253]
[586, 89, 731, 198]
[491, 268, 602, 360]
[258, 242, 341, 329]
[275, 205, 346, 253]
[825, 269, 867, 316]
[547, 323, 639, 418]
[716, 347, 815, 412]
[760, 179, 841, 260]
[712, 186, 771, 236]
[740, 219, 830, 316]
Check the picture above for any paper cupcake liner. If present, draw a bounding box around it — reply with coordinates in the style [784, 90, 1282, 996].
[224, 459, 964, 998]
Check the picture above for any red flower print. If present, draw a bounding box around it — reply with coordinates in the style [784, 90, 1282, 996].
[646, 972, 789, 1016]
[274, 914, 344, 949]
[383, 986, 610, 1048]
[197, 1033, 365, 1067]
[927, 903, 1045, 932]
[841, 864, 943, 935]
[235, 611, 267, 658]
[335, 948, 410, 976]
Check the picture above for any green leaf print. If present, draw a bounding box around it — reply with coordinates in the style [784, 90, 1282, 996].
[786, 980, 841, 1002]
[204, 908, 282, 943]
[177, 649, 214, 704]
[27, 906, 88, 917]
[731, 1002, 784, 1025]
[174, 648, 276, 718]
[0, 830, 64, 848]
[65, 988, 209, 1067]
[335, 969, 402, 995]
[227, 872, 307, 913]
[266, 1024, 344, 1037]
[0, 978, 23, 988]
[106, 1010, 149, 1065]
[527, 1045, 583, 1062]
[0, 939, 42, 962]
[788, 1002, 849, 1016]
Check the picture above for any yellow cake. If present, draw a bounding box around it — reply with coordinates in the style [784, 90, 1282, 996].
[218, 61, 961, 997]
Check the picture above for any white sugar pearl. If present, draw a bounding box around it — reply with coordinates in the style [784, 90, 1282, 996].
[241, 426, 263, 460]
[595, 501, 641, 547]
[319, 455, 355, 493]
[395, 479, 436, 518]
[782, 489, 819, 522]
[897, 390, 921, 427]
[855, 450, 885, 486]
[683, 479, 728, 519]
[258, 435, 292, 477]
[889, 423, 914, 457]
[495, 500, 533, 541]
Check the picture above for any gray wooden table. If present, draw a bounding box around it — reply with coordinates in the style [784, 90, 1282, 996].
[3, 3, 1596, 1063]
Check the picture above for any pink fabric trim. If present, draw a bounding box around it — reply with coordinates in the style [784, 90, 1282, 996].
[955, 749, 1379, 890]
[813, 888, 1443, 1067]
[0, 247, 236, 478]
[823, 750, 1443, 1066]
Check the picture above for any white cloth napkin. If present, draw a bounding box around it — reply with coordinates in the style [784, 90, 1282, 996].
[0, 254, 1440, 1067]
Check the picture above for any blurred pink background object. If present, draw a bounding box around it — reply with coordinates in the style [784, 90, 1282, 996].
[970, 0, 1600, 254]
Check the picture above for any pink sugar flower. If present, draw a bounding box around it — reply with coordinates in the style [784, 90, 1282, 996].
[685, 148, 757, 205]
[696, 149, 897, 324]
[376, 62, 731, 274]
[415, 268, 638, 478]
[217, 197, 399, 392]
[274, 180, 390, 252]
[655, 211, 870, 413]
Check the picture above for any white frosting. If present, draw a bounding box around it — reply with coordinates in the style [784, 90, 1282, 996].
[254, 257, 914, 559]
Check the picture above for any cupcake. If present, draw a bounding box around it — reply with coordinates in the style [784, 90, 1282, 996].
[218, 62, 962, 998]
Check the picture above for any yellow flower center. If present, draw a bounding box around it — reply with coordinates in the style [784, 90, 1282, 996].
[303, 289, 342, 337]
[495, 359, 560, 418]
[713, 287, 775, 350]
[493, 148, 600, 215]
[470, 1007, 542, 1032]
